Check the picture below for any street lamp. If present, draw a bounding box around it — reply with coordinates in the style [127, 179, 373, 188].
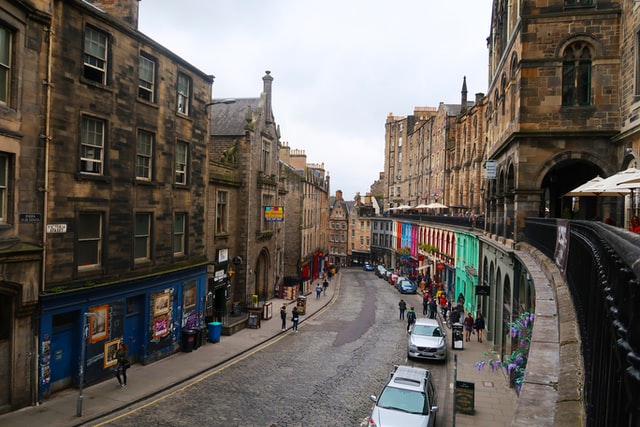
[77, 312, 97, 417]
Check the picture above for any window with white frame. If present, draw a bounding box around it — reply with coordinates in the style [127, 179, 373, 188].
[138, 54, 155, 102]
[261, 139, 271, 174]
[216, 190, 228, 234]
[0, 25, 12, 105]
[136, 130, 153, 180]
[81, 116, 105, 174]
[78, 212, 102, 269]
[0, 154, 9, 222]
[177, 73, 190, 115]
[175, 141, 188, 185]
[134, 212, 151, 261]
[173, 212, 186, 255]
[83, 26, 107, 84]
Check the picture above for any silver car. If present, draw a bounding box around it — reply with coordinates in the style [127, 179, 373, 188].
[369, 365, 439, 427]
[407, 318, 447, 361]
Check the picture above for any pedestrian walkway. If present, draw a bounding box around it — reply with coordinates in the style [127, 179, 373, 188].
[405, 292, 518, 427]
[0, 273, 517, 427]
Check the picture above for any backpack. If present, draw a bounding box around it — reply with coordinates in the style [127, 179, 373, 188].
[408, 311, 416, 322]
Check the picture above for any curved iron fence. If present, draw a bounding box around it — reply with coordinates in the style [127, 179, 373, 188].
[525, 218, 640, 426]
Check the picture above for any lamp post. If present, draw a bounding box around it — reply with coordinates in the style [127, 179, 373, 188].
[77, 312, 97, 417]
[203, 98, 236, 111]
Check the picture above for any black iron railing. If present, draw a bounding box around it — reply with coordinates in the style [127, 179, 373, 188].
[525, 218, 640, 426]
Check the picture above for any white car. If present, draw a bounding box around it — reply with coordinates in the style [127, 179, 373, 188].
[369, 365, 438, 427]
[407, 318, 447, 361]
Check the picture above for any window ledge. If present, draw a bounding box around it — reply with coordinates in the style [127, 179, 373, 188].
[75, 173, 110, 183]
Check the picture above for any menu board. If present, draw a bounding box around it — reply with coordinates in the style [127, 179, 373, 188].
[455, 380, 475, 415]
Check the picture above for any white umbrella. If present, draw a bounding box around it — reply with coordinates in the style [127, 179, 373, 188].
[425, 202, 449, 209]
[414, 204, 430, 209]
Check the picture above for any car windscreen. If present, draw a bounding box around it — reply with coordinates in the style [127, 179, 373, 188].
[412, 325, 441, 337]
[377, 386, 428, 414]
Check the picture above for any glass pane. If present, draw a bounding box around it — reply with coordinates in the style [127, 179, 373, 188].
[78, 213, 100, 239]
[78, 240, 99, 266]
[134, 236, 148, 259]
[135, 214, 149, 235]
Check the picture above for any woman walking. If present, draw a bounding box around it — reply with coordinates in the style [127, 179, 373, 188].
[474, 312, 485, 342]
[115, 342, 130, 388]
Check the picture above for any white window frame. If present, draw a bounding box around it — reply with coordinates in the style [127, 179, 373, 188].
[175, 141, 188, 185]
[0, 25, 12, 105]
[138, 54, 155, 102]
[136, 129, 153, 180]
[78, 212, 102, 270]
[83, 26, 107, 84]
[81, 116, 105, 175]
[173, 212, 186, 256]
[134, 212, 151, 261]
[177, 73, 190, 115]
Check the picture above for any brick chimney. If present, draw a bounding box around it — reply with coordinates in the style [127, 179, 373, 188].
[263, 70, 274, 124]
[87, 0, 140, 29]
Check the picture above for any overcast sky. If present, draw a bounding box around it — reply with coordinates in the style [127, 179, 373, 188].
[139, 1, 493, 201]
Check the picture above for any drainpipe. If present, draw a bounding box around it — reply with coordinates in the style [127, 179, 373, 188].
[35, 14, 55, 404]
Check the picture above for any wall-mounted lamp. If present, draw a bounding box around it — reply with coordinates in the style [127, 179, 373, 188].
[204, 99, 236, 111]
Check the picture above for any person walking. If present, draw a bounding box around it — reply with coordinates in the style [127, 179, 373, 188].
[323, 278, 329, 295]
[463, 312, 474, 342]
[115, 342, 129, 388]
[407, 307, 417, 333]
[398, 298, 407, 320]
[474, 312, 485, 342]
[291, 306, 300, 332]
[428, 298, 437, 319]
[422, 293, 429, 315]
[315, 283, 323, 299]
[280, 304, 287, 331]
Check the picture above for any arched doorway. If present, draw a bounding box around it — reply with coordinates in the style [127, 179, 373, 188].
[255, 249, 271, 301]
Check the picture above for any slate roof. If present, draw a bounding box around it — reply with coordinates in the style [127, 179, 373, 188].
[211, 97, 261, 136]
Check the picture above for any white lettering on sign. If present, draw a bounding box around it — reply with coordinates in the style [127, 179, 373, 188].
[46, 224, 67, 233]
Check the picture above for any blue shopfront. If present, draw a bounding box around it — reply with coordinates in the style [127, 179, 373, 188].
[38, 265, 206, 400]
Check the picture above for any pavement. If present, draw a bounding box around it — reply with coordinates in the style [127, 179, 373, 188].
[0, 272, 516, 427]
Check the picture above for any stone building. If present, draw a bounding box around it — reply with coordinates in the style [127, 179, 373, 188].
[347, 192, 375, 265]
[34, 0, 214, 401]
[279, 146, 330, 293]
[328, 190, 349, 267]
[209, 72, 285, 310]
[0, 0, 49, 413]
[485, 0, 623, 240]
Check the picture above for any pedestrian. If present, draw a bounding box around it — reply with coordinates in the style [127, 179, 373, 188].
[323, 278, 329, 295]
[463, 312, 474, 342]
[428, 298, 437, 319]
[315, 282, 323, 299]
[422, 293, 429, 315]
[291, 306, 300, 332]
[450, 306, 461, 324]
[407, 307, 417, 332]
[474, 312, 485, 342]
[115, 342, 129, 388]
[280, 304, 287, 331]
[398, 298, 407, 320]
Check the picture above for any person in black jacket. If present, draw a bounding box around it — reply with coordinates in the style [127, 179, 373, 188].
[115, 342, 129, 388]
[474, 312, 485, 342]
[280, 304, 287, 331]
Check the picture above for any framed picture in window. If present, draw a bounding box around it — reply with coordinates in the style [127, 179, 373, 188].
[154, 293, 170, 317]
[89, 304, 109, 343]
[104, 339, 120, 368]
[183, 286, 196, 310]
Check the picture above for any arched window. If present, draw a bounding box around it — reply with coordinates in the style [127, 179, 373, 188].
[562, 42, 592, 106]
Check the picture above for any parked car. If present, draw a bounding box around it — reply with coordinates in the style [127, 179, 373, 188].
[408, 318, 447, 362]
[363, 263, 375, 271]
[397, 277, 417, 294]
[369, 364, 439, 427]
[375, 265, 387, 277]
[388, 273, 399, 286]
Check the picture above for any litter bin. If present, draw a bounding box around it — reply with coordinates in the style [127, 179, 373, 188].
[181, 329, 196, 352]
[207, 321, 222, 343]
[198, 326, 208, 347]
[296, 296, 307, 315]
[193, 327, 202, 350]
[452, 322, 464, 350]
